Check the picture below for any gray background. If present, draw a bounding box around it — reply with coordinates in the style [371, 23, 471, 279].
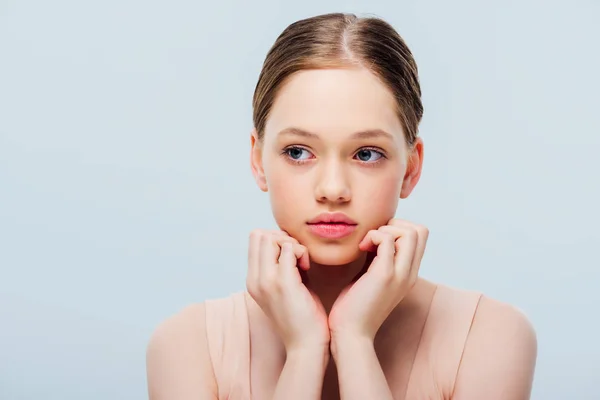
[1, 0, 598, 399]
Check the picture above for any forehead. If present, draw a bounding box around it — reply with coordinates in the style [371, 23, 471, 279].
[264, 68, 404, 142]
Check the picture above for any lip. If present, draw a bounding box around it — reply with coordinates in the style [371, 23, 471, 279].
[307, 212, 358, 239]
[307, 212, 357, 225]
[307, 223, 357, 239]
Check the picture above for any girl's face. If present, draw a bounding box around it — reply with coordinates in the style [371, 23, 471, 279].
[251, 67, 423, 265]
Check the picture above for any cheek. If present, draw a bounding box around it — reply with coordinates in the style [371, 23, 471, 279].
[267, 168, 309, 228]
[357, 172, 403, 224]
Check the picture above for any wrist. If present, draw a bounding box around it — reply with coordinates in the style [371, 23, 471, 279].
[285, 345, 330, 368]
[330, 333, 374, 361]
[286, 343, 329, 357]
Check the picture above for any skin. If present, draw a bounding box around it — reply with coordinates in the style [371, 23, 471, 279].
[250, 67, 424, 313]
[247, 66, 428, 398]
[146, 66, 537, 400]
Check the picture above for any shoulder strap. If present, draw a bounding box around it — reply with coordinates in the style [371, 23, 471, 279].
[405, 284, 483, 398]
[204, 291, 251, 399]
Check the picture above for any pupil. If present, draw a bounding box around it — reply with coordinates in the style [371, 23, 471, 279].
[290, 148, 302, 159]
[358, 150, 371, 161]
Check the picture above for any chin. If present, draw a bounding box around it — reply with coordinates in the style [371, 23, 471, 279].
[305, 241, 363, 266]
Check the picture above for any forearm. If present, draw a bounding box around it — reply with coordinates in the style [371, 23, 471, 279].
[272, 346, 329, 400]
[332, 336, 393, 400]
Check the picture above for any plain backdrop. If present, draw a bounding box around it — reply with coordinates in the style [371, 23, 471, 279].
[1, 0, 599, 399]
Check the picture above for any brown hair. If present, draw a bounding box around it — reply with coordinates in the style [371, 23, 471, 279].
[252, 12, 423, 150]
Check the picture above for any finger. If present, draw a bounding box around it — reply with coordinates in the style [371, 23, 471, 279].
[378, 225, 418, 278]
[247, 230, 263, 285]
[376, 225, 403, 253]
[272, 231, 308, 268]
[273, 229, 300, 243]
[410, 225, 429, 279]
[384, 221, 429, 275]
[386, 218, 414, 228]
[376, 225, 410, 255]
[277, 242, 303, 284]
[277, 242, 294, 265]
[358, 229, 379, 253]
[258, 232, 280, 283]
[274, 236, 310, 271]
[361, 230, 395, 269]
[296, 245, 310, 271]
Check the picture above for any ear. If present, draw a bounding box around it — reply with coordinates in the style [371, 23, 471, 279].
[250, 128, 268, 192]
[400, 137, 424, 199]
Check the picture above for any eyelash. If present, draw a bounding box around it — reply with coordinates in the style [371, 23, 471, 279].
[281, 146, 387, 167]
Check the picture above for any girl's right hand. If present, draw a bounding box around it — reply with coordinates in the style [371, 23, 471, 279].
[246, 229, 330, 354]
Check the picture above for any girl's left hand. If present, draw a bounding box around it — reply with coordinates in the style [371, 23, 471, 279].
[328, 218, 429, 345]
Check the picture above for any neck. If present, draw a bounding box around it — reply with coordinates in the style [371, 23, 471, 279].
[303, 251, 375, 314]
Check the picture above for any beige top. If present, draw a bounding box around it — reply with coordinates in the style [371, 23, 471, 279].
[204, 284, 483, 399]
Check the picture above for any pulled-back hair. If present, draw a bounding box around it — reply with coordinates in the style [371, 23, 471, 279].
[252, 12, 423, 149]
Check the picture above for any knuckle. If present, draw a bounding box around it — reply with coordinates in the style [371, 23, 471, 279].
[407, 229, 419, 240]
[409, 274, 418, 286]
[252, 231, 269, 247]
[250, 229, 264, 239]
[277, 236, 294, 246]
[257, 278, 273, 293]
[381, 231, 395, 242]
[249, 230, 259, 244]
[387, 274, 404, 290]
[390, 218, 408, 226]
[401, 276, 417, 292]
[368, 229, 382, 241]
[415, 224, 428, 233]
[246, 281, 259, 297]
[261, 275, 282, 293]
[273, 230, 295, 240]
[379, 267, 396, 283]
[393, 271, 408, 286]
[259, 232, 271, 245]
[377, 225, 392, 233]
[272, 277, 284, 291]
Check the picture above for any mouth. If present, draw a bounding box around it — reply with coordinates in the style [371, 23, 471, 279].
[307, 222, 357, 239]
[307, 212, 358, 239]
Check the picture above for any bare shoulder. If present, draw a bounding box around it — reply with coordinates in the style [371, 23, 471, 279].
[468, 294, 538, 360]
[147, 303, 209, 349]
[147, 304, 210, 359]
[146, 303, 218, 400]
[473, 295, 537, 344]
[427, 281, 536, 338]
[451, 292, 538, 400]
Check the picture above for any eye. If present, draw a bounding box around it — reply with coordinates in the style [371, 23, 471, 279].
[355, 148, 384, 162]
[284, 146, 313, 161]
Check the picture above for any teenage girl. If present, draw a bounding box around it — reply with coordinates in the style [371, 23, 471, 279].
[146, 12, 537, 400]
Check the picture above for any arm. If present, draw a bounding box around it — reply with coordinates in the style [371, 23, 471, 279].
[272, 346, 330, 399]
[451, 297, 538, 400]
[331, 336, 393, 400]
[146, 303, 218, 400]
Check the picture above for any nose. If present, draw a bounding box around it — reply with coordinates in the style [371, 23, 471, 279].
[314, 159, 351, 204]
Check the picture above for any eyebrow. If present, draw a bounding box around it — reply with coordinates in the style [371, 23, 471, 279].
[277, 127, 395, 141]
